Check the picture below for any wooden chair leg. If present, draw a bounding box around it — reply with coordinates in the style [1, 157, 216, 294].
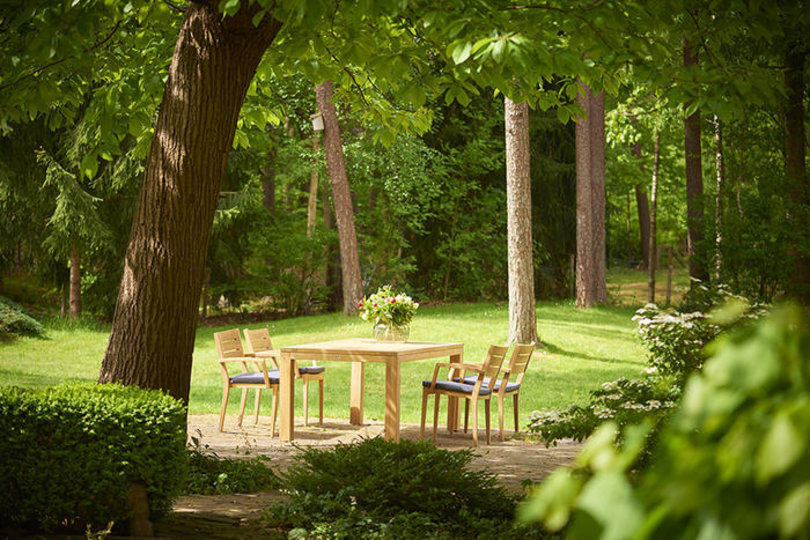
[464, 400, 469, 433]
[485, 399, 491, 445]
[318, 378, 324, 425]
[471, 398, 479, 446]
[270, 389, 278, 438]
[498, 394, 505, 441]
[513, 393, 520, 433]
[238, 388, 248, 427]
[303, 378, 309, 427]
[218, 386, 230, 432]
[420, 388, 429, 440]
[253, 388, 262, 424]
[432, 393, 441, 442]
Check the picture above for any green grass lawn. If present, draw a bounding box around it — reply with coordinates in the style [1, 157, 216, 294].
[0, 301, 647, 426]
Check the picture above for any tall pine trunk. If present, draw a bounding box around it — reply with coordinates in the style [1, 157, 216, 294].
[575, 81, 607, 308]
[69, 243, 81, 319]
[504, 97, 538, 344]
[784, 46, 809, 302]
[98, 2, 281, 402]
[714, 115, 724, 280]
[316, 81, 363, 316]
[631, 134, 650, 268]
[683, 38, 709, 286]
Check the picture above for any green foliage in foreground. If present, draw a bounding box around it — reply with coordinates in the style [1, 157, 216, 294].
[263, 438, 543, 539]
[0, 383, 187, 533]
[185, 436, 279, 495]
[520, 305, 810, 539]
[0, 296, 44, 339]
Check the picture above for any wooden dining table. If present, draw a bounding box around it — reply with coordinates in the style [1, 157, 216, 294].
[278, 338, 463, 442]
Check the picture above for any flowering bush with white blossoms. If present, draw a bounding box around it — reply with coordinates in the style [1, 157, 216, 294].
[358, 285, 419, 327]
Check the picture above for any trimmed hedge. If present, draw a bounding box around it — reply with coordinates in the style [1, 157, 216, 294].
[0, 383, 187, 532]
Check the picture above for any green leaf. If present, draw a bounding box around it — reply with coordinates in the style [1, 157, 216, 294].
[219, 0, 241, 17]
[451, 41, 472, 65]
[574, 471, 644, 540]
[756, 408, 804, 483]
[81, 152, 98, 180]
[556, 107, 570, 124]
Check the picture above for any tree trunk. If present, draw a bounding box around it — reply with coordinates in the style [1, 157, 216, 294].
[635, 185, 650, 269]
[683, 38, 709, 285]
[262, 143, 277, 211]
[714, 115, 724, 280]
[307, 130, 320, 236]
[60, 281, 68, 318]
[504, 97, 538, 344]
[575, 80, 607, 309]
[648, 131, 660, 304]
[315, 81, 363, 316]
[784, 46, 809, 302]
[98, 2, 281, 402]
[69, 243, 81, 319]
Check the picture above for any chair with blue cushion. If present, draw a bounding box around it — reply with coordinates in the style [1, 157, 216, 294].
[243, 327, 326, 426]
[420, 344, 509, 446]
[214, 328, 279, 435]
[461, 343, 535, 441]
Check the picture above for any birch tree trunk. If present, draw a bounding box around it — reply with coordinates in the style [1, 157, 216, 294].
[504, 97, 538, 344]
[714, 115, 724, 280]
[575, 81, 607, 308]
[315, 81, 363, 315]
[648, 131, 660, 304]
[98, 2, 281, 402]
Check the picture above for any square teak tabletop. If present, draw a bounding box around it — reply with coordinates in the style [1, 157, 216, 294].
[278, 338, 463, 442]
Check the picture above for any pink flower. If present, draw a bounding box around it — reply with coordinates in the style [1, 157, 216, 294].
[358, 301, 363, 308]
[389, 298, 396, 303]
[373, 303, 377, 308]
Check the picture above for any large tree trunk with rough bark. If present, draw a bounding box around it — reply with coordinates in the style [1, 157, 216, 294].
[575, 81, 607, 308]
[784, 46, 809, 303]
[504, 97, 538, 344]
[683, 38, 709, 286]
[315, 81, 363, 316]
[69, 243, 81, 319]
[98, 2, 281, 402]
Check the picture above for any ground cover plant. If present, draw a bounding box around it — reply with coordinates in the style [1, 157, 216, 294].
[263, 437, 543, 538]
[0, 296, 44, 340]
[185, 434, 279, 495]
[0, 301, 647, 426]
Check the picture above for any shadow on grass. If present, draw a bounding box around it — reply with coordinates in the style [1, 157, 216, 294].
[541, 341, 640, 366]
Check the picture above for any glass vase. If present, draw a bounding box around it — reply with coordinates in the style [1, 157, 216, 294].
[373, 323, 410, 342]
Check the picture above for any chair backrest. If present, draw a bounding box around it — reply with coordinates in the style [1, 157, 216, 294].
[214, 328, 246, 359]
[507, 343, 535, 383]
[243, 328, 273, 354]
[481, 344, 509, 389]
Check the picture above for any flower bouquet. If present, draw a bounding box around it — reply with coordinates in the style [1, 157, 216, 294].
[358, 285, 419, 341]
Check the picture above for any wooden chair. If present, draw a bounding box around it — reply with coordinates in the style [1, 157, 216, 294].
[461, 343, 535, 441]
[214, 328, 279, 435]
[243, 328, 325, 426]
[420, 344, 509, 446]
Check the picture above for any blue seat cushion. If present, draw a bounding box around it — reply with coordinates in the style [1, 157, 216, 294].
[230, 370, 280, 384]
[461, 375, 521, 393]
[422, 380, 491, 396]
[298, 365, 326, 375]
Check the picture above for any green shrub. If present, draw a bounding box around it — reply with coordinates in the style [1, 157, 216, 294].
[0, 296, 45, 339]
[263, 437, 542, 538]
[0, 383, 187, 532]
[185, 436, 279, 495]
[520, 304, 810, 538]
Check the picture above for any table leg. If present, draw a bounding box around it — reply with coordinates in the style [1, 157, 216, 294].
[279, 352, 295, 441]
[350, 361, 364, 425]
[384, 359, 401, 442]
[447, 353, 462, 432]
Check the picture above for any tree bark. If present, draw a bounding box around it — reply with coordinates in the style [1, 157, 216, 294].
[69, 243, 81, 319]
[315, 81, 363, 316]
[683, 38, 709, 285]
[648, 131, 660, 304]
[575, 80, 607, 309]
[713, 115, 724, 280]
[504, 97, 538, 344]
[635, 185, 650, 269]
[98, 2, 281, 402]
[784, 46, 809, 303]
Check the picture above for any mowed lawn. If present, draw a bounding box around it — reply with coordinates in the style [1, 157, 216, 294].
[0, 301, 647, 426]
